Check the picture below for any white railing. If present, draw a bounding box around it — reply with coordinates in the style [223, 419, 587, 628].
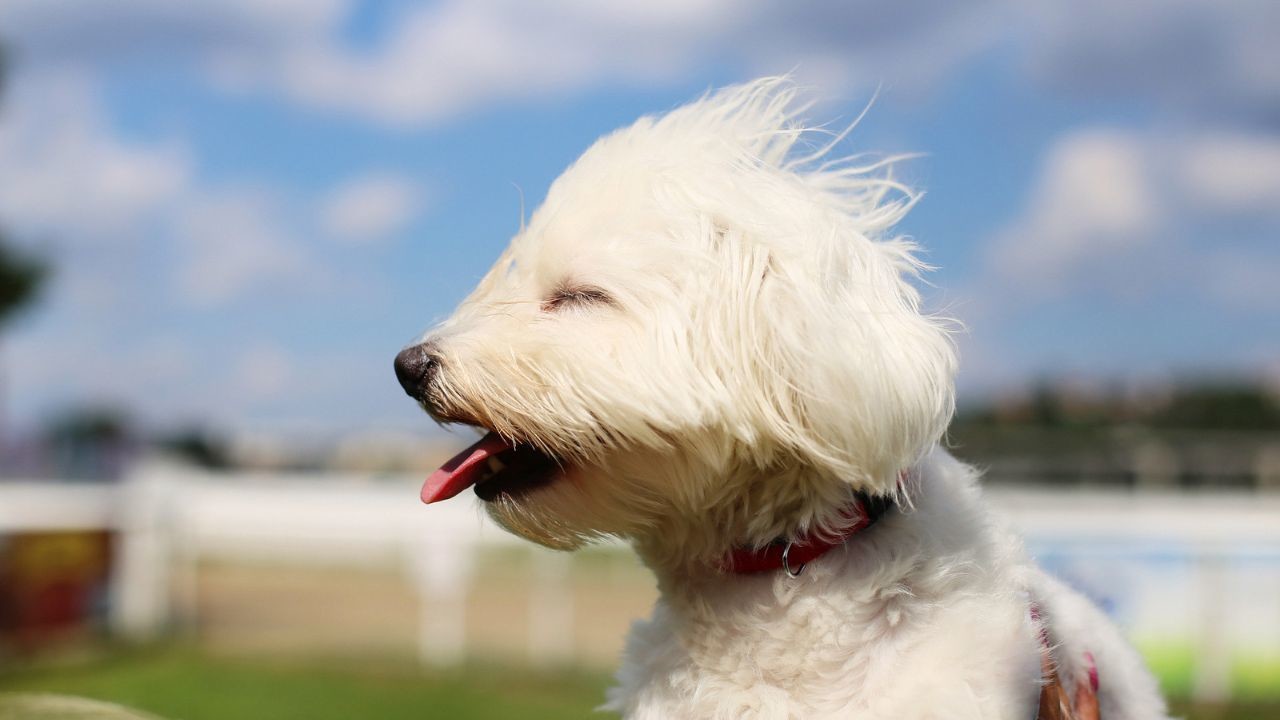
[2, 457, 1278, 702]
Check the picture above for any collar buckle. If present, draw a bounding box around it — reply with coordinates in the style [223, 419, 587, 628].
[781, 542, 805, 578]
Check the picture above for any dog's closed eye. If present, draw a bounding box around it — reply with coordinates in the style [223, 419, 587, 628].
[542, 284, 614, 313]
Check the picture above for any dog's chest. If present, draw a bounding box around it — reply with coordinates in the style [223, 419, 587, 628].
[610, 562, 1041, 719]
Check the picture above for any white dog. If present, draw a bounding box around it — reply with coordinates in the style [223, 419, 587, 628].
[395, 78, 1169, 720]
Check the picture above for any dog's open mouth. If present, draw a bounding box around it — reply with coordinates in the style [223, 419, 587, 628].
[421, 431, 561, 504]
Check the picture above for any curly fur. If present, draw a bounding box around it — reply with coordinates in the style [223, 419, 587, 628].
[416, 78, 1170, 719]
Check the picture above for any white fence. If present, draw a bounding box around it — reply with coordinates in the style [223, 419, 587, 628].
[2, 458, 1279, 702]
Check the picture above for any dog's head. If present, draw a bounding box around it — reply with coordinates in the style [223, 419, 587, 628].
[396, 78, 955, 565]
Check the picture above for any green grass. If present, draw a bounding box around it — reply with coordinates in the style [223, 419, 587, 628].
[0, 649, 611, 720]
[1168, 699, 1280, 720]
[1, 648, 1277, 720]
[1140, 642, 1280, 701]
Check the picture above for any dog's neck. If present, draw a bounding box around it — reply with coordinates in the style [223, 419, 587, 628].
[631, 465, 905, 581]
[624, 450, 1008, 667]
[718, 493, 893, 575]
[629, 451, 1008, 631]
[632, 457, 872, 567]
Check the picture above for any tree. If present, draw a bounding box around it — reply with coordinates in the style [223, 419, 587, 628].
[0, 46, 49, 464]
[157, 428, 232, 470]
[0, 46, 45, 326]
[43, 406, 133, 480]
[0, 239, 45, 329]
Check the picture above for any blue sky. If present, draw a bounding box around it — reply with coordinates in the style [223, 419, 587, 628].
[0, 0, 1277, 441]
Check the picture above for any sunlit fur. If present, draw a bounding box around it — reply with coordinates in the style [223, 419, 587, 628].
[428, 78, 953, 564]
[421, 79, 1169, 718]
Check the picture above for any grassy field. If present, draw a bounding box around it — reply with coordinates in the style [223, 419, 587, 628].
[0, 650, 607, 720]
[1, 648, 1278, 720]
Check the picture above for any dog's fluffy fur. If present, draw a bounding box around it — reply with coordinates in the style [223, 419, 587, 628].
[419, 78, 1169, 719]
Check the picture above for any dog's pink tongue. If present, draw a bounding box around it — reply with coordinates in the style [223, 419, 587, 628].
[421, 432, 513, 504]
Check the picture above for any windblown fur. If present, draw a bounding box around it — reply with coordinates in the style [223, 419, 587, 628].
[417, 78, 1170, 719]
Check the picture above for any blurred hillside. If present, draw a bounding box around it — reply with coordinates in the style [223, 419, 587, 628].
[951, 380, 1280, 488]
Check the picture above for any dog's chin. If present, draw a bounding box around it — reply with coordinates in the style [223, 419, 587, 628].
[482, 480, 595, 551]
[479, 460, 649, 552]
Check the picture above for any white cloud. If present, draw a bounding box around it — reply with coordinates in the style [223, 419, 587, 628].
[0, 0, 341, 67]
[0, 0, 999, 127]
[978, 127, 1280, 308]
[0, 70, 197, 354]
[986, 130, 1158, 295]
[5, 0, 1276, 129]
[954, 125, 1280, 395]
[1176, 134, 1280, 214]
[172, 189, 316, 307]
[0, 51, 346, 433]
[1021, 0, 1280, 122]
[0, 70, 333, 320]
[321, 173, 420, 244]
[222, 0, 739, 126]
[0, 72, 189, 244]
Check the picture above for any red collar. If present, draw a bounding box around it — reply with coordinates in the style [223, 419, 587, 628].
[721, 493, 893, 576]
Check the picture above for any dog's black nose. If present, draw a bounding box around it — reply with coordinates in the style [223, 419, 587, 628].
[394, 342, 441, 400]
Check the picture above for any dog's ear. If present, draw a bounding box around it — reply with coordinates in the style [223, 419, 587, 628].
[722, 225, 956, 494]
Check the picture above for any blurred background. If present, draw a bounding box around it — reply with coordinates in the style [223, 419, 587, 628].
[0, 1, 1277, 718]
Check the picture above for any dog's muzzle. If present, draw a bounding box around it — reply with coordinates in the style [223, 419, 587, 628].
[394, 342, 442, 402]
